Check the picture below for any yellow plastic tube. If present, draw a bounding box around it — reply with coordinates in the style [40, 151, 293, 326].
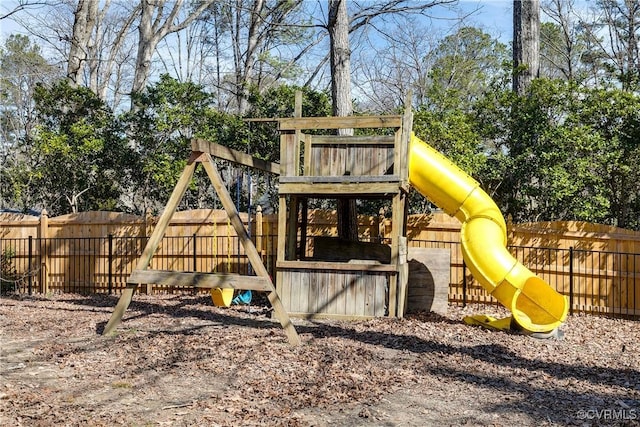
[408, 134, 568, 333]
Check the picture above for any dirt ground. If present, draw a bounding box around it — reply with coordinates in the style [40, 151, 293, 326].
[1, 293, 639, 427]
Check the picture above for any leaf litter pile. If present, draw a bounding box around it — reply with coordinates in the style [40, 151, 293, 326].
[1, 293, 638, 426]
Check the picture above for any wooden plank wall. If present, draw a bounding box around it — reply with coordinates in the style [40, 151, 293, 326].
[509, 221, 640, 316]
[279, 269, 387, 318]
[307, 136, 395, 177]
[406, 213, 640, 316]
[1, 209, 638, 316]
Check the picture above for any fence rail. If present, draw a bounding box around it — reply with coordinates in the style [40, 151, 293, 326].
[1, 234, 638, 319]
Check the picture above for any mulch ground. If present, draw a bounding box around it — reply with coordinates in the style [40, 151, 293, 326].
[1, 293, 639, 426]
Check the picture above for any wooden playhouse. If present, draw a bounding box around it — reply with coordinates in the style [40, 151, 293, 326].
[274, 94, 449, 319]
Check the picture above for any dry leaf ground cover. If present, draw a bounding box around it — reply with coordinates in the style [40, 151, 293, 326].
[1, 293, 639, 426]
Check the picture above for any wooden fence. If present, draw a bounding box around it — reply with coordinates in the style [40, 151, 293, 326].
[1, 209, 639, 317]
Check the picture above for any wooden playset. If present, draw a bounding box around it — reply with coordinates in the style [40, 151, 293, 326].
[103, 93, 449, 345]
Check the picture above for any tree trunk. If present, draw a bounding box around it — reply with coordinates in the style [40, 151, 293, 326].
[67, 0, 98, 86]
[238, 0, 264, 114]
[328, 0, 353, 126]
[132, 0, 158, 96]
[513, 0, 540, 95]
[66, 0, 140, 104]
[328, 0, 358, 241]
[131, 0, 214, 100]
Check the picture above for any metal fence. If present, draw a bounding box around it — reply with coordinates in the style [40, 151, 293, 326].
[0, 234, 278, 295]
[410, 239, 639, 319]
[1, 235, 638, 319]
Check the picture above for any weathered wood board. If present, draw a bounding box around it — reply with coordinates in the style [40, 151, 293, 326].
[407, 247, 450, 315]
[279, 268, 388, 318]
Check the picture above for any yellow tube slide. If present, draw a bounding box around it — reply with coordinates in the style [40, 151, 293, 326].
[408, 134, 568, 333]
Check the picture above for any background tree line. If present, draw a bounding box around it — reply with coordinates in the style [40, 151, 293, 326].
[0, 0, 639, 230]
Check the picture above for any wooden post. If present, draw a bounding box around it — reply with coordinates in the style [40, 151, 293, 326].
[201, 154, 301, 346]
[400, 91, 413, 184]
[299, 198, 308, 259]
[294, 90, 303, 173]
[143, 210, 154, 292]
[389, 193, 404, 318]
[255, 205, 263, 255]
[286, 197, 299, 260]
[506, 214, 514, 246]
[144, 210, 154, 237]
[38, 209, 49, 294]
[393, 95, 412, 317]
[397, 236, 409, 317]
[276, 195, 288, 300]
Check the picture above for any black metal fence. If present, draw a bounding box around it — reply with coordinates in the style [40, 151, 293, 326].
[410, 239, 639, 319]
[0, 234, 278, 295]
[1, 235, 638, 319]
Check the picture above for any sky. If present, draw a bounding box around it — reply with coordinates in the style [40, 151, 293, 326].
[0, 0, 517, 42]
[439, 0, 515, 42]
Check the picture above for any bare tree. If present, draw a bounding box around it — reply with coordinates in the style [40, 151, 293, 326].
[585, 0, 640, 90]
[320, 0, 457, 241]
[355, 22, 439, 112]
[513, 0, 540, 94]
[0, 0, 53, 20]
[66, 0, 139, 101]
[328, 0, 352, 123]
[541, 0, 579, 80]
[131, 0, 215, 97]
[321, 0, 458, 115]
[7, 1, 140, 109]
[158, 15, 215, 85]
[225, 0, 309, 113]
[66, 0, 97, 85]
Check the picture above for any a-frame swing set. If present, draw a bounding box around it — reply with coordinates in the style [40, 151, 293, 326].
[102, 140, 301, 346]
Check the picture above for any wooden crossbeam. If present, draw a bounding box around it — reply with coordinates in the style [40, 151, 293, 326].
[278, 116, 402, 130]
[277, 260, 397, 273]
[191, 138, 280, 175]
[279, 175, 400, 184]
[128, 269, 272, 291]
[309, 135, 395, 145]
[279, 182, 401, 196]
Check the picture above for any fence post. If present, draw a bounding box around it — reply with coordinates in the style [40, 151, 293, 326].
[506, 214, 514, 245]
[462, 259, 467, 308]
[256, 205, 263, 255]
[192, 232, 197, 272]
[108, 234, 113, 295]
[144, 210, 154, 238]
[634, 253, 637, 316]
[28, 236, 33, 295]
[569, 246, 574, 316]
[38, 209, 49, 294]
